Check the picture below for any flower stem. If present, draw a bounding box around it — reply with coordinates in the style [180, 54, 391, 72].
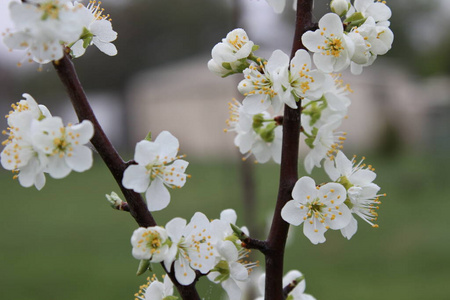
[263, 1, 314, 299]
[52, 50, 201, 300]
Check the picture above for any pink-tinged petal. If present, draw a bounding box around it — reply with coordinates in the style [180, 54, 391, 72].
[145, 178, 170, 211]
[46, 156, 72, 179]
[341, 216, 358, 239]
[155, 131, 179, 158]
[292, 176, 318, 203]
[281, 200, 307, 226]
[222, 277, 242, 300]
[122, 164, 150, 193]
[326, 203, 352, 230]
[303, 218, 327, 244]
[65, 145, 93, 172]
[174, 259, 195, 285]
[134, 140, 159, 165]
[319, 13, 344, 36]
[92, 38, 118, 56]
[242, 94, 271, 114]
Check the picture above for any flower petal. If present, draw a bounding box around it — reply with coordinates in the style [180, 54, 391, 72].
[145, 178, 170, 211]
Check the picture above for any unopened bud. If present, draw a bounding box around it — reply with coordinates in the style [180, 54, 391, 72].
[331, 0, 350, 17]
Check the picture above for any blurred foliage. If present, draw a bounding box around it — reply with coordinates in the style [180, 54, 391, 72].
[1, 153, 449, 299]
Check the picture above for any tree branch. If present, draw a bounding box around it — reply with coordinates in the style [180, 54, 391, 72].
[263, 1, 314, 299]
[52, 50, 201, 300]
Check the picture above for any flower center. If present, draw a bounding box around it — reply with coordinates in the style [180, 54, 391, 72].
[324, 38, 344, 57]
[39, 1, 61, 20]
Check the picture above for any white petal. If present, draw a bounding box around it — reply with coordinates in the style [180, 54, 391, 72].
[145, 178, 171, 211]
[341, 216, 358, 239]
[303, 219, 327, 244]
[65, 146, 93, 172]
[281, 200, 307, 226]
[93, 38, 118, 56]
[174, 259, 196, 285]
[122, 165, 150, 193]
[220, 209, 237, 224]
[292, 176, 318, 203]
[134, 140, 159, 165]
[155, 131, 179, 159]
[230, 262, 248, 281]
[46, 156, 71, 179]
[222, 278, 242, 300]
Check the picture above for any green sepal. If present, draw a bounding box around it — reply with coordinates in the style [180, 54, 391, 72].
[230, 223, 248, 240]
[252, 44, 260, 52]
[222, 62, 232, 70]
[136, 259, 151, 276]
[145, 131, 152, 141]
[252, 114, 265, 131]
[344, 12, 367, 30]
[163, 296, 179, 300]
[211, 260, 230, 282]
[259, 122, 277, 143]
[79, 27, 94, 49]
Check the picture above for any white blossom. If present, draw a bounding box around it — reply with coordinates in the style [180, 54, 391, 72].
[302, 13, 355, 73]
[238, 50, 290, 113]
[122, 131, 189, 212]
[131, 226, 170, 263]
[324, 151, 384, 239]
[70, 1, 118, 58]
[31, 117, 94, 179]
[281, 176, 351, 244]
[165, 213, 216, 286]
[135, 275, 176, 300]
[3, 0, 85, 64]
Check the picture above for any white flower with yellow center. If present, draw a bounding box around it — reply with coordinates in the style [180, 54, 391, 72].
[281, 176, 351, 244]
[324, 151, 385, 239]
[285, 49, 326, 107]
[1, 94, 51, 190]
[238, 50, 290, 114]
[70, 1, 118, 58]
[31, 117, 94, 179]
[122, 131, 189, 212]
[135, 275, 176, 300]
[164, 213, 216, 286]
[302, 13, 355, 73]
[131, 226, 170, 263]
[3, 0, 85, 64]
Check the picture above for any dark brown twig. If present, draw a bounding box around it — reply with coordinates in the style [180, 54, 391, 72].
[263, 1, 314, 299]
[52, 50, 201, 300]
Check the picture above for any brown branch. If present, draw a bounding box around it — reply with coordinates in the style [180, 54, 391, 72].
[263, 1, 314, 300]
[52, 50, 201, 300]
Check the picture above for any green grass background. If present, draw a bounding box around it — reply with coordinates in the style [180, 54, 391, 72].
[1, 152, 449, 299]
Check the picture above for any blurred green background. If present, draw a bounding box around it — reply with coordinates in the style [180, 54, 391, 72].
[1, 0, 450, 299]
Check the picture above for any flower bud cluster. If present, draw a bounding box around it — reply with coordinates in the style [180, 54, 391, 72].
[1, 94, 94, 190]
[130, 209, 257, 299]
[2, 0, 117, 65]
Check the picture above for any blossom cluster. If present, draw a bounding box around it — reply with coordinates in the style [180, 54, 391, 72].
[2, 0, 117, 65]
[130, 209, 257, 300]
[281, 151, 384, 244]
[209, 0, 389, 244]
[1, 94, 94, 190]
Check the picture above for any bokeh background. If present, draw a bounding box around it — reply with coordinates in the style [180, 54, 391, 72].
[1, 0, 450, 299]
